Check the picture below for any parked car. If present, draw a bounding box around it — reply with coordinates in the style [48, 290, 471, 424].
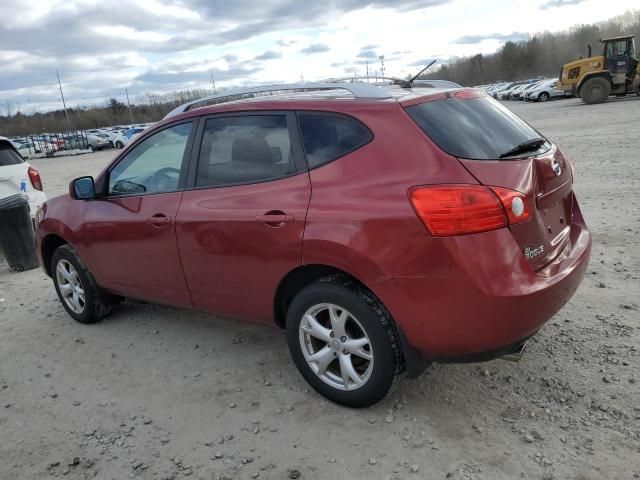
[485, 82, 509, 96]
[507, 83, 530, 100]
[86, 134, 112, 152]
[0, 137, 46, 221]
[498, 83, 520, 99]
[514, 81, 543, 100]
[492, 82, 516, 98]
[63, 137, 89, 150]
[526, 78, 569, 102]
[15, 143, 42, 159]
[111, 132, 129, 149]
[122, 127, 146, 139]
[35, 83, 591, 407]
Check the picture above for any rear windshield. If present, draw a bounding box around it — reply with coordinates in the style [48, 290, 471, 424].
[0, 144, 24, 166]
[406, 96, 548, 160]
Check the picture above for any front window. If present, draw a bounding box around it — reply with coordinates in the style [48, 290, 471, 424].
[108, 122, 192, 196]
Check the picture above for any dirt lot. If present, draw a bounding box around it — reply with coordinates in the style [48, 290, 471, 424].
[1, 97, 639, 480]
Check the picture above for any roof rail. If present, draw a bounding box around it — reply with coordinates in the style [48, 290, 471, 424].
[164, 82, 392, 119]
[322, 76, 405, 85]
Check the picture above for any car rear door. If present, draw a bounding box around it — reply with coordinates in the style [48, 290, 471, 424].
[82, 121, 196, 307]
[176, 112, 310, 324]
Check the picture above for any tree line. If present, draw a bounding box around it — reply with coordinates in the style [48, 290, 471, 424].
[0, 89, 212, 137]
[422, 10, 640, 86]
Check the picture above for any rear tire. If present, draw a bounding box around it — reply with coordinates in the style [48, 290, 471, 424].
[115, 141, 124, 149]
[286, 276, 403, 408]
[579, 77, 611, 104]
[51, 245, 114, 324]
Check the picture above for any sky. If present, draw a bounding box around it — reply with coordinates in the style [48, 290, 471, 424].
[0, 0, 637, 114]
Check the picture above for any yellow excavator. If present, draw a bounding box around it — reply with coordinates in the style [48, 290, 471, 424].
[557, 35, 640, 104]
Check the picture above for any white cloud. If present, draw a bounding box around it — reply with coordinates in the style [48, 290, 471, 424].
[0, 0, 637, 112]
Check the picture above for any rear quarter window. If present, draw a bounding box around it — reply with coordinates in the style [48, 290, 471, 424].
[0, 144, 24, 166]
[297, 113, 372, 168]
[405, 96, 547, 160]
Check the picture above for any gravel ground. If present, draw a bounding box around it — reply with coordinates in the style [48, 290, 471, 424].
[1, 97, 639, 480]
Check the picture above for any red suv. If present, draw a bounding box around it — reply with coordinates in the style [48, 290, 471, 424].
[36, 83, 591, 407]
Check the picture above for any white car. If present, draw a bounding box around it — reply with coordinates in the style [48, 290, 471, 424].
[0, 137, 47, 220]
[86, 134, 112, 152]
[526, 78, 568, 102]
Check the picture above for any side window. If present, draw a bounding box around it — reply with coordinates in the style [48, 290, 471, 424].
[297, 113, 372, 168]
[108, 122, 192, 196]
[195, 115, 295, 187]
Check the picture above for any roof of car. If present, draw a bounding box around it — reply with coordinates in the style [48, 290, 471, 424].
[162, 83, 480, 123]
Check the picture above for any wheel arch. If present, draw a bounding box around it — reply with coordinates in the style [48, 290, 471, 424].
[41, 233, 68, 277]
[273, 264, 359, 329]
[273, 263, 431, 378]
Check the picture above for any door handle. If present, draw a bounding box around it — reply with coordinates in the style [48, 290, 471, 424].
[255, 212, 294, 225]
[147, 213, 172, 227]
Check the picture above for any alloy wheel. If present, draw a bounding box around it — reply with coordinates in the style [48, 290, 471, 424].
[298, 303, 373, 391]
[56, 259, 85, 314]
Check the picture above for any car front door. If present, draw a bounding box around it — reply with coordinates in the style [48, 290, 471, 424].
[176, 112, 310, 323]
[82, 121, 196, 307]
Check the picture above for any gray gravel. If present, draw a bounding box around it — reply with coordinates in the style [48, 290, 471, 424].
[0, 96, 639, 479]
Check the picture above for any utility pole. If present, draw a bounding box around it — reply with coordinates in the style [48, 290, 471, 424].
[125, 88, 134, 123]
[366, 60, 369, 77]
[56, 70, 72, 130]
[378, 55, 385, 77]
[210, 73, 217, 93]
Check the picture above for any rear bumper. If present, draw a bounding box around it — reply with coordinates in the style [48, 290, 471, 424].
[372, 198, 591, 361]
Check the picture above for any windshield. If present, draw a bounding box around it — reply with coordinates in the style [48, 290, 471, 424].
[406, 96, 550, 160]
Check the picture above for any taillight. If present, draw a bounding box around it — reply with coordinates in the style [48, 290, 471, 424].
[409, 185, 530, 237]
[28, 166, 43, 191]
[489, 187, 531, 225]
[410, 185, 507, 236]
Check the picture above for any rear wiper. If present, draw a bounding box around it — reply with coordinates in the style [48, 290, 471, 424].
[499, 138, 546, 159]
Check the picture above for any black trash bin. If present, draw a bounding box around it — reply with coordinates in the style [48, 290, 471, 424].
[0, 194, 39, 272]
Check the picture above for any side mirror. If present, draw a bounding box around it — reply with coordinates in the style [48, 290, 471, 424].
[70, 176, 96, 200]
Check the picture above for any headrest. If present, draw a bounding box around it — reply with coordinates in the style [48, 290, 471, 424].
[231, 137, 273, 165]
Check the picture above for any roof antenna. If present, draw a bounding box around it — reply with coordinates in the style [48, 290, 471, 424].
[402, 59, 437, 88]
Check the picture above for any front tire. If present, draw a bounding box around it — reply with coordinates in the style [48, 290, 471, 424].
[538, 92, 549, 102]
[115, 141, 124, 149]
[51, 245, 113, 324]
[580, 77, 611, 104]
[286, 276, 403, 408]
